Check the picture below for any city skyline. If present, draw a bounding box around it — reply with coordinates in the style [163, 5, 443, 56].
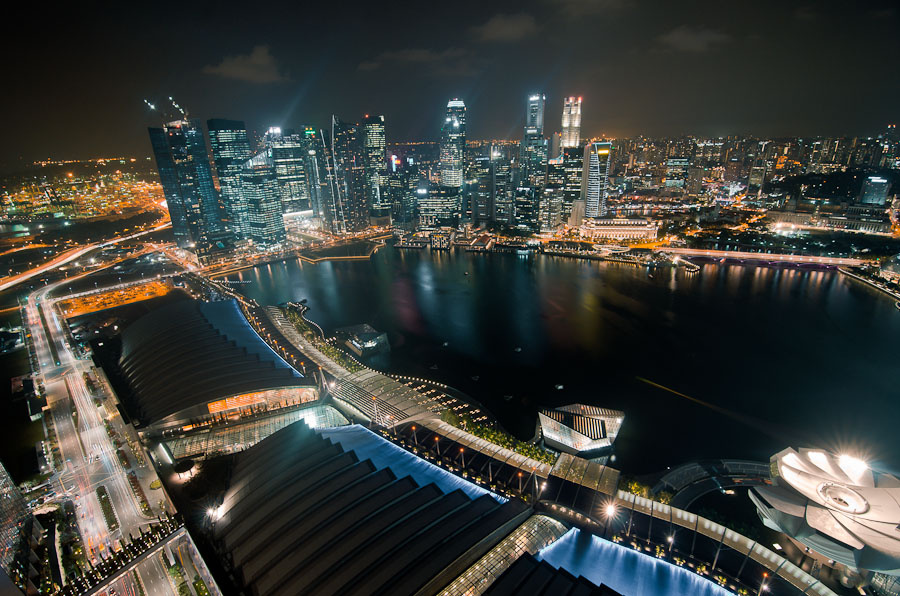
[3, 0, 899, 167]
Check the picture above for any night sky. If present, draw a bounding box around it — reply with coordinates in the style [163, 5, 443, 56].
[4, 0, 898, 166]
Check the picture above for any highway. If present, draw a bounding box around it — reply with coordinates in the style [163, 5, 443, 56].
[0, 221, 171, 293]
[24, 265, 176, 594]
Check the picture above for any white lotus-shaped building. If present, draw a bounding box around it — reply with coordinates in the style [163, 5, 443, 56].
[750, 447, 900, 576]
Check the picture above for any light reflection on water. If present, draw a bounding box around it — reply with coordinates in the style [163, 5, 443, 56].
[227, 248, 900, 474]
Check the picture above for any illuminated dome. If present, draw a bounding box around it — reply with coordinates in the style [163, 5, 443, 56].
[750, 448, 900, 576]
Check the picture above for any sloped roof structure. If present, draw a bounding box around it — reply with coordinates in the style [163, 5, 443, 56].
[207, 421, 529, 596]
[119, 299, 310, 427]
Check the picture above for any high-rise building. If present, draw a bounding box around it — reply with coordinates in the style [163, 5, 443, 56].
[469, 154, 495, 226]
[665, 158, 690, 188]
[584, 142, 613, 218]
[439, 99, 466, 189]
[562, 145, 586, 222]
[148, 118, 223, 248]
[417, 182, 460, 228]
[542, 157, 566, 230]
[491, 145, 514, 224]
[520, 93, 549, 189]
[361, 115, 388, 214]
[299, 127, 333, 225]
[331, 117, 370, 232]
[860, 175, 891, 205]
[240, 152, 287, 246]
[208, 119, 252, 240]
[266, 128, 311, 215]
[513, 186, 540, 232]
[0, 461, 27, 577]
[561, 97, 583, 149]
[525, 93, 545, 134]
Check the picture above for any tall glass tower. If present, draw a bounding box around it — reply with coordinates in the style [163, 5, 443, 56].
[331, 116, 370, 232]
[266, 128, 311, 215]
[439, 99, 466, 189]
[520, 93, 548, 188]
[208, 119, 252, 241]
[361, 114, 387, 212]
[240, 151, 287, 246]
[561, 97, 583, 149]
[148, 119, 223, 248]
[584, 141, 612, 218]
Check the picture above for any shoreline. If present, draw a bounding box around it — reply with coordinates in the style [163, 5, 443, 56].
[838, 266, 900, 302]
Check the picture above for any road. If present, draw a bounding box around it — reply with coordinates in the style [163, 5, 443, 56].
[0, 221, 171, 293]
[24, 264, 176, 595]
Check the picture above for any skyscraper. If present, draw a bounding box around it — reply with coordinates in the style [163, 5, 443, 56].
[525, 93, 545, 134]
[561, 145, 586, 222]
[439, 99, 466, 189]
[520, 93, 549, 189]
[208, 119, 252, 240]
[266, 128, 311, 215]
[561, 97, 583, 149]
[584, 142, 613, 218]
[148, 118, 222, 248]
[331, 117, 370, 232]
[361, 114, 388, 214]
[240, 152, 287, 246]
[299, 126, 333, 224]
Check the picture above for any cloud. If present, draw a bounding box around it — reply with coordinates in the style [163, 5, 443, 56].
[470, 13, 539, 42]
[359, 48, 479, 77]
[203, 46, 289, 83]
[547, 0, 629, 18]
[657, 26, 731, 53]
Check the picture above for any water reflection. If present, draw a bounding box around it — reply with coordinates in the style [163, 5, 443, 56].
[224, 249, 900, 473]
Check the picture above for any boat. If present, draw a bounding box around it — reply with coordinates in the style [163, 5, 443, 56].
[514, 346, 522, 352]
[471, 375, 480, 381]
[555, 384, 564, 390]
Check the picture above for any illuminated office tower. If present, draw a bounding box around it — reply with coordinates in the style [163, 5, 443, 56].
[361, 114, 388, 214]
[542, 157, 566, 230]
[208, 119, 252, 240]
[520, 93, 548, 189]
[439, 99, 466, 189]
[860, 175, 891, 205]
[0, 461, 27, 578]
[513, 186, 539, 232]
[240, 152, 286, 246]
[331, 116, 370, 232]
[584, 142, 613, 218]
[298, 126, 332, 223]
[561, 97, 582, 148]
[470, 154, 494, 225]
[265, 128, 311, 215]
[561, 145, 586, 222]
[417, 182, 460, 228]
[148, 118, 223, 248]
[491, 145, 514, 224]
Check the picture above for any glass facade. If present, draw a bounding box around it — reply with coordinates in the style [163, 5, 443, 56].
[439, 515, 568, 596]
[440, 99, 467, 189]
[208, 119, 252, 241]
[584, 142, 613, 218]
[240, 152, 287, 246]
[148, 119, 222, 248]
[561, 97, 582, 149]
